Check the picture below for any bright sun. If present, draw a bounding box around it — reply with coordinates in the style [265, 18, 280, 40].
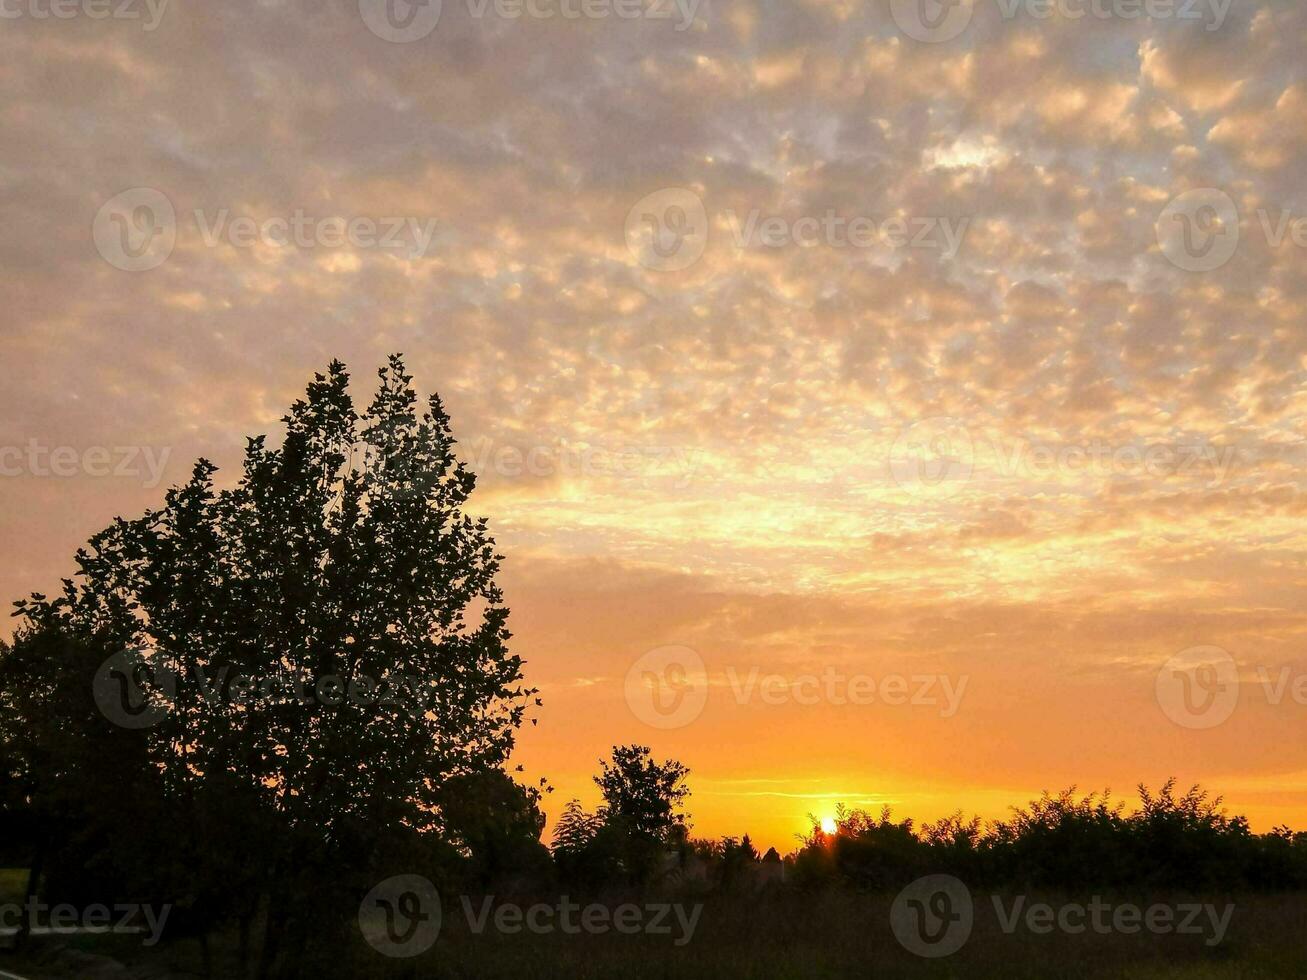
[820, 816, 838, 835]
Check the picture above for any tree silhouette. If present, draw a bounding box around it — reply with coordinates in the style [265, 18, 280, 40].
[440, 768, 552, 888]
[0, 624, 176, 948]
[593, 745, 691, 884]
[552, 798, 605, 856]
[8, 356, 537, 977]
[595, 744, 691, 842]
[550, 798, 619, 887]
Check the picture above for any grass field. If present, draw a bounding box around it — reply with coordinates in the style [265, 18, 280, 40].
[3, 889, 1306, 978]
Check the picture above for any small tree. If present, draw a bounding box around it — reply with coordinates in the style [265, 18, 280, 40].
[440, 768, 552, 888]
[593, 745, 690, 883]
[550, 799, 621, 887]
[552, 799, 604, 856]
[720, 833, 760, 886]
[594, 745, 691, 842]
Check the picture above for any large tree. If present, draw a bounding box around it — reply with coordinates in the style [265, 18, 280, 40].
[7, 356, 537, 976]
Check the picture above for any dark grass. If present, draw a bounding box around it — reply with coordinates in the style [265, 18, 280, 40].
[5, 890, 1307, 979]
[0, 868, 28, 905]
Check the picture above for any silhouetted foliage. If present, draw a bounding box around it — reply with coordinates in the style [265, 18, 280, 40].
[440, 768, 553, 889]
[3, 357, 537, 977]
[594, 744, 691, 842]
[5, 356, 1307, 978]
[551, 799, 624, 888]
[593, 744, 692, 884]
[790, 781, 1307, 893]
[547, 748, 694, 888]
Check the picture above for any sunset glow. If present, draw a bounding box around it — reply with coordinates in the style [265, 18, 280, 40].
[3, 3, 1307, 862]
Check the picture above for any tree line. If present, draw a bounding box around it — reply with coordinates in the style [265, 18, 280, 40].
[1, 357, 1304, 979]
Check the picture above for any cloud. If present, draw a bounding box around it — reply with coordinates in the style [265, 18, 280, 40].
[3, 0, 1307, 847]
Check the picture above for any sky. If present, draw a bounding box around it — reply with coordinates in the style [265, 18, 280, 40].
[2, 0, 1307, 853]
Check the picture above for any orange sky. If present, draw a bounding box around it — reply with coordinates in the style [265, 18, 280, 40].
[3, 2, 1307, 855]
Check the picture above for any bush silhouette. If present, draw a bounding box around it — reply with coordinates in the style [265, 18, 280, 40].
[787, 780, 1307, 892]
